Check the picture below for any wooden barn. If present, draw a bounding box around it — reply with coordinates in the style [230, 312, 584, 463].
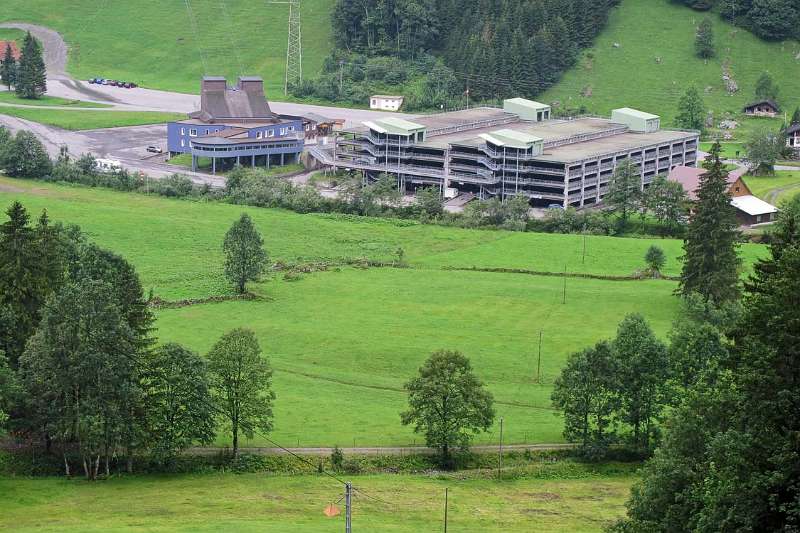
[743, 100, 780, 117]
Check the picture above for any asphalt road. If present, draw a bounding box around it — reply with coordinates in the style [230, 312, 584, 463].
[0, 22, 418, 184]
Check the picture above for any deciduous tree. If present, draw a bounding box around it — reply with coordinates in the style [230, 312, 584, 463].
[611, 314, 670, 452]
[675, 86, 706, 131]
[223, 214, 268, 294]
[754, 70, 779, 102]
[207, 329, 275, 457]
[744, 126, 784, 175]
[644, 245, 666, 276]
[551, 341, 619, 457]
[2, 130, 52, 178]
[142, 343, 215, 462]
[401, 350, 494, 467]
[19, 279, 139, 480]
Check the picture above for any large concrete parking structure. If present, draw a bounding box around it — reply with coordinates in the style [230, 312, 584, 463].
[312, 99, 700, 208]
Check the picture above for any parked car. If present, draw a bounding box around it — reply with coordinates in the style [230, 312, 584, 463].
[146, 145, 163, 154]
[547, 203, 565, 210]
[128, 82, 138, 88]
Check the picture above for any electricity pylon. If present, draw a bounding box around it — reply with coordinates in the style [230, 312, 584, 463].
[268, 0, 302, 95]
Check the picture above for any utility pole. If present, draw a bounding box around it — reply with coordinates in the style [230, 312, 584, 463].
[498, 417, 504, 478]
[537, 329, 543, 384]
[345, 481, 352, 533]
[339, 60, 345, 93]
[444, 487, 449, 533]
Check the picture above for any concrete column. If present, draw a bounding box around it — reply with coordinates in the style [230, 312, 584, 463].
[212, 157, 216, 175]
[251, 155, 255, 167]
[281, 153, 285, 166]
[236, 156, 240, 167]
[580, 162, 586, 207]
[191, 154, 196, 172]
[266, 155, 270, 169]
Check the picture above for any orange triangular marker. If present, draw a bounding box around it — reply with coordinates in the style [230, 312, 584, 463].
[324, 504, 341, 517]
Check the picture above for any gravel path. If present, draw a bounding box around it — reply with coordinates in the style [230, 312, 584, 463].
[187, 443, 577, 457]
[0, 22, 69, 79]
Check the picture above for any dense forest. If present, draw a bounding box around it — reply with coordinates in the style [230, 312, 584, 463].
[674, 0, 800, 40]
[294, 0, 619, 110]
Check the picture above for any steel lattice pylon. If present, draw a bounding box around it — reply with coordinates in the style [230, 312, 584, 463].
[267, 0, 302, 94]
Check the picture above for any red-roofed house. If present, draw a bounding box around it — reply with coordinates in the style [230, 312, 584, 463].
[668, 165, 778, 226]
[0, 41, 21, 61]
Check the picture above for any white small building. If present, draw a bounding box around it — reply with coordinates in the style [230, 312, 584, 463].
[370, 95, 404, 112]
[95, 158, 122, 173]
[787, 123, 800, 154]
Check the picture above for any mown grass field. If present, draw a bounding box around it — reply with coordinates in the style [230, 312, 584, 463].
[0, 469, 634, 532]
[0, 90, 111, 108]
[0, 0, 334, 96]
[0, 176, 768, 446]
[0, 107, 184, 129]
[541, 0, 800, 129]
[745, 170, 800, 205]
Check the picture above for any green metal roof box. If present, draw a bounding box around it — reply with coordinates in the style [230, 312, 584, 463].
[503, 98, 552, 121]
[363, 117, 426, 135]
[611, 108, 660, 133]
[479, 128, 543, 149]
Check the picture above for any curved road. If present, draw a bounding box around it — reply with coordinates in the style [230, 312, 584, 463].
[0, 22, 415, 185]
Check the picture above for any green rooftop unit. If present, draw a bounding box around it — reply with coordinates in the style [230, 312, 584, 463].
[479, 128, 544, 155]
[363, 117, 427, 142]
[611, 108, 660, 133]
[503, 98, 551, 122]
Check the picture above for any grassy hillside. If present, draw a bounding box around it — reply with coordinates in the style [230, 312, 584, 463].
[0, 0, 333, 96]
[0, 107, 184, 129]
[541, 0, 800, 129]
[0, 177, 768, 446]
[0, 471, 634, 532]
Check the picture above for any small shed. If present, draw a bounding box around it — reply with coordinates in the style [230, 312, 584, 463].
[370, 95, 404, 112]
[611, 108, 661, 133]
[478, 129, 544, 156]
[786, 123, 800, 152]
[0, 41, 21, 61]
[730, 195, 779, 226]
[743, 100, 779, 117]
[503, 98, 551, 122]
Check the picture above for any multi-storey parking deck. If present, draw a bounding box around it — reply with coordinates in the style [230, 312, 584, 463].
[311, 99, 699, 208]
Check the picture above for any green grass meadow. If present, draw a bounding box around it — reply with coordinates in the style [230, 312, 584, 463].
[0, 176, 769, 447]
[0, 0, 334, 96]
[542, 0, 800, 128]
[745, 170, 800, 205]
[0, 90, 112, 108]
[0, 471, 634, 532]
[0, 107, 184, 130]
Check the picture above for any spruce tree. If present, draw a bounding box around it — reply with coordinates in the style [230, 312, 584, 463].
[15, 31, 46, 99]
[679, 142, 741, 304]
[0, 44, 15, 90]
[695, 18, 715, 59]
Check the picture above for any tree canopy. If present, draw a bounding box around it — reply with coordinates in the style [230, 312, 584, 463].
[223, 213, 268, 294]
[15, 31, 46, 99]
[401, 349, 494, 467]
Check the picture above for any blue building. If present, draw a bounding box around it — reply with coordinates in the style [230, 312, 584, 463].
[167, 76, 304, 174]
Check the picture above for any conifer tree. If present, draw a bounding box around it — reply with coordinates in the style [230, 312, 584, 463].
[694, 18, 715, 59]
[15, 31, 46, 99]
[0, 43, 16, 90]
[679, 142, 741, 304]
[754, 71, 779, 102]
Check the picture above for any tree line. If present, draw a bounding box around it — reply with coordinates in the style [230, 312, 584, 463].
[297, 0, 619, 108]
[553, 142, 800, 529]
[675, 0, 800, 41]
[1, 31, 47, 99]
[0, 126, 694, 241]
[0, 203, 275, 479]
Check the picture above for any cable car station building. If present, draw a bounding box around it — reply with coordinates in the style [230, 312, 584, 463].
[167, 76, 304, 174]
[312, 99, 699, 208]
